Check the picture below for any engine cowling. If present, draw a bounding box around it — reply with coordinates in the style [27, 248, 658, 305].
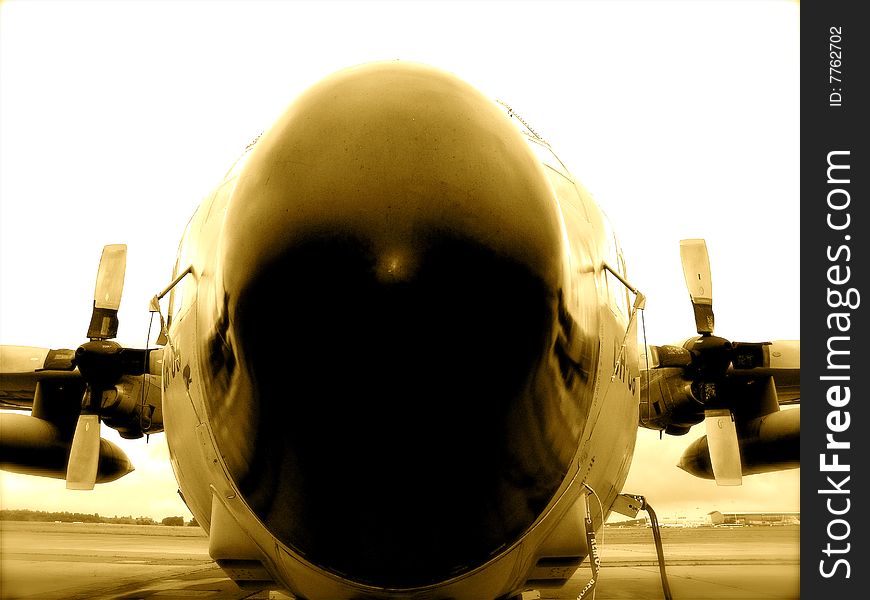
[101, 372, 164, 439]
[639, 365, 704, 436]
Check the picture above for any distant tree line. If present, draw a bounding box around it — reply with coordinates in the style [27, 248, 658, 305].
[1, 509, 197, 526]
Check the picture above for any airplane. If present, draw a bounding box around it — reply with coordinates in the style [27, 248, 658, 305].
[0, 62, 799, 599]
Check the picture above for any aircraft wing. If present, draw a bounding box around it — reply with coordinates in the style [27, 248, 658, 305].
[728, 339, 800, 405]
[1, 342, 165, 486]
[0, 345, 82, 409]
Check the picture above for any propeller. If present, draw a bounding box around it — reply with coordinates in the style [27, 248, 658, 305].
[640, 239, 800, 484]
[648, 240, 776, 485]
[66, 245, 130, 490]
[2, 245, 164, 488]
[681, 240, 740, 485]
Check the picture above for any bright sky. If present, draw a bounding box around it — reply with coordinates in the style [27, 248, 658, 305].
[0, 1, 799, 521]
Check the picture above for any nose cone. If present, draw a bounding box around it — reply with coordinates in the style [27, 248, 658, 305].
[220, 62, 563, 299]
[213, 63, 567, 588]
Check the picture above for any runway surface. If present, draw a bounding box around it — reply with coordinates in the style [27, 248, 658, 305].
[0, 521, 799, 599]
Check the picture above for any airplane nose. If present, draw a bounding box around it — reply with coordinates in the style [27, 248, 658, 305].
[211, 63, 568, 588]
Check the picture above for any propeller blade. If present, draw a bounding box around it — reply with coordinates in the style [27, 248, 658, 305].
[704, 409, 742, 486]
[87, 244, 127, 340]
[680, 239, 714, 335]
[66, 413, 101, 490]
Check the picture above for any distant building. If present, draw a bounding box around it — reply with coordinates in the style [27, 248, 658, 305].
[708, 510, 800, 526]
[605, 516, 649, 528]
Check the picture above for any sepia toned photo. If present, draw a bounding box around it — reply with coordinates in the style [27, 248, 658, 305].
[1, 2, 801, 599]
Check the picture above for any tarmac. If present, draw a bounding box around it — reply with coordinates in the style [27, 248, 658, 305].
[0, 521, 799, 599]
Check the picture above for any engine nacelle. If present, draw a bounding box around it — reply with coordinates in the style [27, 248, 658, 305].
[101, 373, 164, 439]
[677, 407, 800, 479]
[0, 412, 134, 483]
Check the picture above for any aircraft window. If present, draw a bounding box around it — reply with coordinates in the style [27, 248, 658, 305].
[605, 269, 630, 319]
[559, 199, 586, 243]
[601, 218, 629, 319]
[168, 219, 195, 321]
[167, 259, 179, 323]
[525, 137, 570, 177]
[544, 167, 591, 225]
[616, 246, 631, 317]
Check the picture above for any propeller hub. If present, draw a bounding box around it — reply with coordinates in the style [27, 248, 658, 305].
[685, 335, 733, 380]
[75, 340, 125, 384]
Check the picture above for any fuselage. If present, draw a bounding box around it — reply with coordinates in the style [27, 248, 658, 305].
[161, 62, 639, 599]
